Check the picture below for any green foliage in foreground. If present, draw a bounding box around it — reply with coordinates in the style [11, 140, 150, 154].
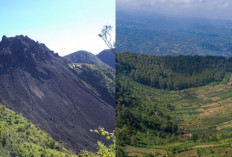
[79, 127, 116, 157]
[0, 104, 76, 157]
[0, 104, 116, 157]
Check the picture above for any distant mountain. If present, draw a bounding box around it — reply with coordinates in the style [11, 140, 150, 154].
[64, 49, 115, 106]
[97, 49, 115, 68]
[64, 50, 105, 66]
[117, 11, 232, 57]
[70, 63, 115, 107]
[0, 35, 115, 153]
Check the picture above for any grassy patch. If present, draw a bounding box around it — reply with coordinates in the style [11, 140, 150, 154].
[0, 104, 76, 157]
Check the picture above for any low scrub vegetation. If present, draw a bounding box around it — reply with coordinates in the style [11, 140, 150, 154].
[0, 105, 115, 157]
[0, 105, 76, 157]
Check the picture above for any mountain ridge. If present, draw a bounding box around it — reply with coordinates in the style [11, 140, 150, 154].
[0, 35, 115, 153]
[97, 49, 115, 68]
[64, 50, 106, 66]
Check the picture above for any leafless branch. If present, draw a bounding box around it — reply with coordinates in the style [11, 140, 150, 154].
[98, 25, 116, 54]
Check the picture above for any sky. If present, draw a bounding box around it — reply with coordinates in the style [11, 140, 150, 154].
[0, 0, 115, 56]
[117, 0, 232, 21]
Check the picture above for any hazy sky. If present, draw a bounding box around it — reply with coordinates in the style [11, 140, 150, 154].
[0, 0, 115, 56]
[117, 0, 232, 21]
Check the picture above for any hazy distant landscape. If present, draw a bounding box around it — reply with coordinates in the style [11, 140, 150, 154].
[117, 11, 232, 57]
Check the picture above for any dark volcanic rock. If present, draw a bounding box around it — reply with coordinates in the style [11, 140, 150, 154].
[0, 35, 115, 153]
[97, 49, 115, 68]
[64, 50, 105, 66]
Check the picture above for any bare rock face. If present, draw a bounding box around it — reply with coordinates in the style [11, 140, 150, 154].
[0, 35, 115, 153]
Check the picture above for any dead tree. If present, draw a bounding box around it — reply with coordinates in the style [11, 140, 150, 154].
[98, 25, 116, 54]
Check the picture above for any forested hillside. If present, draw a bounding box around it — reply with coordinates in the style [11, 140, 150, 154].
[117, 53, 232, 90]
[116, 53, 232, 156]
[70, 63, 115, 106]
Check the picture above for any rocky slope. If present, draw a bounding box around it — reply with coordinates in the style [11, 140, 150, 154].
[0, 35, 115, 153]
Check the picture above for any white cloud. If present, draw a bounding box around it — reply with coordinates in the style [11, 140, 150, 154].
[117, 0, 232, 20]
[222, 2, 230, 7]
[161, 0, 200, 3]
[118, 0, 231, 8]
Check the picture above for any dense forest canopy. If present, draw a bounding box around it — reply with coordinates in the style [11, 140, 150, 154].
[117, 53, 232, 90]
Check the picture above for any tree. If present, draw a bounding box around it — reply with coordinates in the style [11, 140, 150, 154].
[98, 25, 116, 54]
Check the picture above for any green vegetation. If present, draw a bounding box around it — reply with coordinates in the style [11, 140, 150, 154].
[80, 127, 115, 157]
[116, 53, 232, 156]
[71, 63, 115, 106]
[0, 105, 76, 157]
[117, 53, 232, 90]
[0, 104, 116, 157]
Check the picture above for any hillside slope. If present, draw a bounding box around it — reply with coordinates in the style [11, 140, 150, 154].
[116, 53, 232, 156]
[117, 53, 232, 90]
[0, 35, 115, 153]
[0, 105, 76, 157]
[97, 49, 115, 68]
[70, 63, 115, 107]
